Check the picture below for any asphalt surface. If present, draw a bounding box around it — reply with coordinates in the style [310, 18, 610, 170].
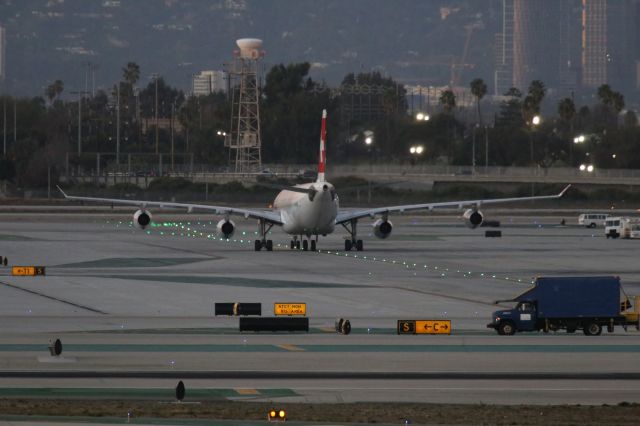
[1, 210, 639, 406]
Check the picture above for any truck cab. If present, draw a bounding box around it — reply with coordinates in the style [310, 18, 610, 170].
[489, 301, 538, 335]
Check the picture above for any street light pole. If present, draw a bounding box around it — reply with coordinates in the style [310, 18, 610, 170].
[69, 90, 90, 158]
[484, 126, 489, 171]
[529, 115, 541, 166]
[2, 96, 6, 157]
[153, 74, 159, 154]
[78, 95, 82, 156]
[13, 97, 16, 144]
[116, 82, 120, 165]
[171, 101, 175, 172]
[472, 125, 476, 173]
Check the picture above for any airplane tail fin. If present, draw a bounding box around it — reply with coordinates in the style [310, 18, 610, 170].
[317, 109, 327, 182]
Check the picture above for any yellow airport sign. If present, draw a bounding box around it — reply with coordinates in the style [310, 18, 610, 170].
[274, 303, 307, 316]
[11, 266, 46, 277]
[397, 320, 451, 335]
[415, 320, 451, 334]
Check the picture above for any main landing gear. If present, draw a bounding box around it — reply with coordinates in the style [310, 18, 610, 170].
[341, 219, 364, 251]
[289, 235, 318, 251]
[254, 219, 274, 251]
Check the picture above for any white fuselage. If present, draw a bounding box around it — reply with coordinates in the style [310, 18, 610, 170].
[273, 181, 339, 236]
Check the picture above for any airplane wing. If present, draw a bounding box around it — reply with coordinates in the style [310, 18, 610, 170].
[335, 184, 571, 224]
[57, 186, 283, 225]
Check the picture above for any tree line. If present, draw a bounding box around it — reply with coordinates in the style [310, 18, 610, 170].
[1, 60, 639, 188]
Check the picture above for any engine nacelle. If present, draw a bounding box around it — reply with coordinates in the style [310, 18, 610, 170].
[372, 219, 393, 239]
[133, 209, 152, 230]
[216, 219, 236, 239]
[463, 209, 484, 229]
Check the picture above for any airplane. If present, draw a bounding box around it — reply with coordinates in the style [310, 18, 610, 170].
[58, 110, 571, 252]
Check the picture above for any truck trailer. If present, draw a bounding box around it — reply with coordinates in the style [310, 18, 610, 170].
[487, 276, 639, 336]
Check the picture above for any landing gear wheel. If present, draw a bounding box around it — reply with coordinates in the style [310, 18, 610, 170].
[356, 239, 364, 251]
[583, 322, 602, 336]
[254, 240, 262, 251]
[266, 240, 273, 251]
[311, 240, 316, 251]
[302, 240, 309, 251]
[290, 240, 295, 250]
[345, 240, 352, 251]
[295, 240, 301, 249]
[498, 322, 516, 336]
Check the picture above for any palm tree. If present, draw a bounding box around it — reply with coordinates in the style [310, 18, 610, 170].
[45, 80, 64, 106]
[469, 78, 487, 126]
[45, 85, 56, 105]
[597, 84, 624, 127]
[439, 89, 456, 114]
[122, 62, 141, 86]
[597, 84, 613, 106]
[557, 97, 576, 164]
[557, 98, 576, 124]
[528, 80, 546, 106]
[469, 78, 487, 169]
[52, 80, 64, 100]
[611, 92, 625, 113]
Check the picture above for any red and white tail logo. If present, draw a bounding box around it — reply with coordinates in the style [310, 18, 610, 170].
[317, 109, 327, 182]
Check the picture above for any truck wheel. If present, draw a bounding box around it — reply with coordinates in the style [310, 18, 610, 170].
[589, 223, 596, 228]
[498, 322, 516, 336]
[583, 322, 602, 336]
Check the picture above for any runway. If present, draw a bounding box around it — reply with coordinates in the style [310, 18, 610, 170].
[1, 210, 640, 405]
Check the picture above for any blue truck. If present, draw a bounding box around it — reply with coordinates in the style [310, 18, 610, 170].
[487, 276, 639, 336]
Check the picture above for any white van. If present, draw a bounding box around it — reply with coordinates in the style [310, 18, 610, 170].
[629, 224, 640, 239]
[578, 213, 609, 228]
[605, 217, 625, 238]
[605, 217, 640, 239]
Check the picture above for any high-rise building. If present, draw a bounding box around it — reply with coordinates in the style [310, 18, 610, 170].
[494, 0, 514, 95]
[581, 0, 636, 92]
[0, 24, 6, 83]
[192, 70, 226, 96]
[495, 0, 637, 96]
[495, 0, 580, 96]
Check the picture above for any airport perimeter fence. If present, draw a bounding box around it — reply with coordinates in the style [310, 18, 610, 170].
[59, 163, 640, 187]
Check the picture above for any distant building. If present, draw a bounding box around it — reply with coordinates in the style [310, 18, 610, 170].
[495, 0, 638, 96]
[495, 0, 580, 96]
[581, 0, 636, 93]
[0, 24, 5, 82]
[192, 70, 226, 96]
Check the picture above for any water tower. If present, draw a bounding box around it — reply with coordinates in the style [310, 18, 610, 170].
[226, 38, 264, 172]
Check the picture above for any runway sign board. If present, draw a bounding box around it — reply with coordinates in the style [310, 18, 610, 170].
[11, 266, 46, 276]
[397, 320, 451, 335]
[274, 303, 307, 316]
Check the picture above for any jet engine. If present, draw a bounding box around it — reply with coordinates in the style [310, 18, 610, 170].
[133, 209, 152, 230]
[463, 208, 484, 229]
[372, 219, 393, 239]
[216, 219, 236, 239]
